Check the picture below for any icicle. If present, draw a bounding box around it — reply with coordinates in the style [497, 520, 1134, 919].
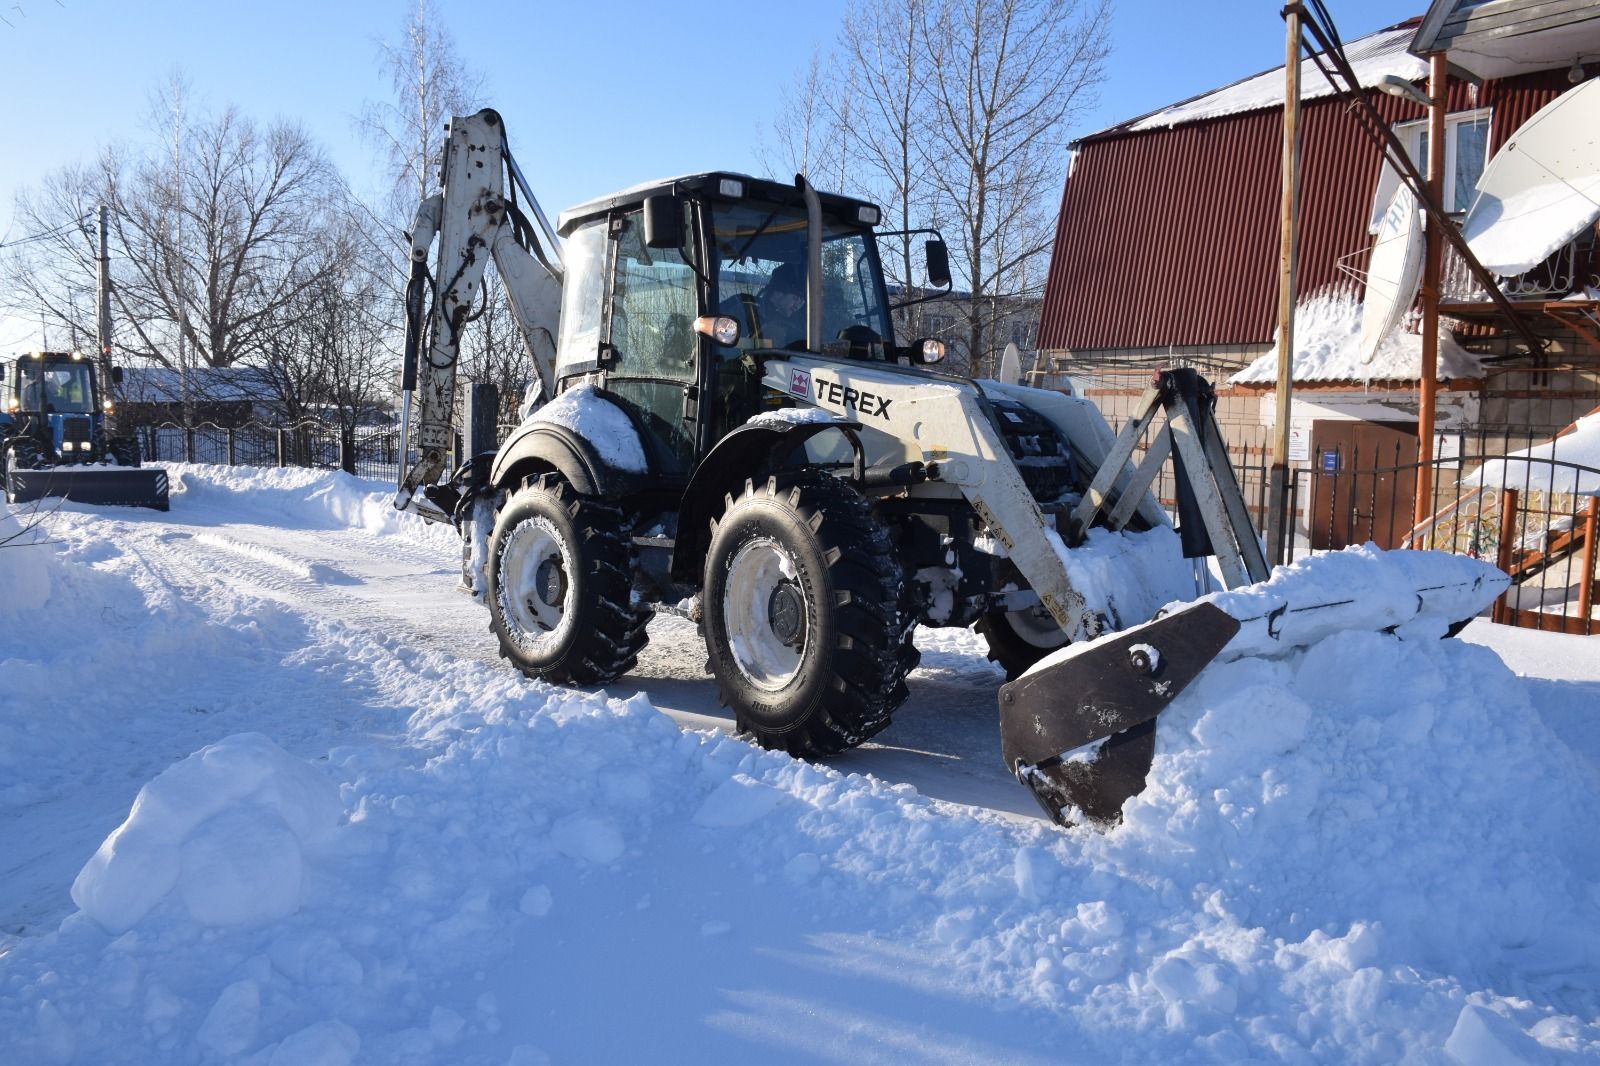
[1468, 82, 1479, 108]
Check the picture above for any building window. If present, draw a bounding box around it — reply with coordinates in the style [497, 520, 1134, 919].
[1367, 108, 1493, 232]
[1397, 108, 1493, 213]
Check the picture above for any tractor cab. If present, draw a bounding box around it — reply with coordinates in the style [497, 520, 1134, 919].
[549, 173, 950, 478]
[1, 351, 109, 461]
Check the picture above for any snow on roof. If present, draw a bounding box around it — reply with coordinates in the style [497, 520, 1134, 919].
[119, 366, 277, 405]
[1231, 290, 1480, 386]
[1463, 409, 1600, 496]
[1105, 23, 1426, 136]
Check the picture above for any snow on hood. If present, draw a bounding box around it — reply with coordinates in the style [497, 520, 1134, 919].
[526, 384, 648, 474]
[1463, 409, 1600, 496]
[1, 465, 1597, 1063]
[1231, 290, 1482, 386]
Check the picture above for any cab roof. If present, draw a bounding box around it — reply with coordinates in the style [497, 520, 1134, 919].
[555, 171, 881, 237]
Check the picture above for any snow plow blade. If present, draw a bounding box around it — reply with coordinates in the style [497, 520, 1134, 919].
[999, 602, 1241, 826]
[5, 467, 170, 511]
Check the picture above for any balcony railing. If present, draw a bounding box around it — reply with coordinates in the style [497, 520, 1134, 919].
[1441, 227, 1600, 304]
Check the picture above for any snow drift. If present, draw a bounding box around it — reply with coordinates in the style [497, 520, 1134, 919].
[2, 470, 1598, 1064]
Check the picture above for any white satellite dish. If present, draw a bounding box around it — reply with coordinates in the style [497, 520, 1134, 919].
[1358, 183, 1423, 364]
[997, 341, 1022, 386]
[1462, 78, 1600, 278]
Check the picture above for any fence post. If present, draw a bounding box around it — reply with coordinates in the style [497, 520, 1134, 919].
[1493, 487, 1519, 625]
[276, 428, 288, 468]
[184, 425, 196, 463]
[1580, 495, 1598, 636]
[339, 427, 356, 475]
[227, 428, 237, 466]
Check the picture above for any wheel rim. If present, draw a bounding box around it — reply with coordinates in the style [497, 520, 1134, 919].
[722, 536, 808, 691]
[497, 515, 575, 653]
[1008, 604, 1068, 650]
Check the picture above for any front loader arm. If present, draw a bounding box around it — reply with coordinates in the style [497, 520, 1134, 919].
[396, 109, 563, 517]
[763, 355, 1111, 641]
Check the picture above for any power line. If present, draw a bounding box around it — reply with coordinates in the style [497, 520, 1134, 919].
[0, 212, 91, 252]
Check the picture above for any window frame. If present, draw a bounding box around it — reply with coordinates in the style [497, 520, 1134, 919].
[1393, 106, 1493, 214]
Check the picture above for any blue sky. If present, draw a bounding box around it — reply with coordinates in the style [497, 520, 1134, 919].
[0, 0, 1414, 348]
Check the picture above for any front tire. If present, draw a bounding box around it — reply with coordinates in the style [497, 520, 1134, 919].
[975, 605, 1069, 681]
[703, 472, 911, 757]
[486, 474, 651, 685]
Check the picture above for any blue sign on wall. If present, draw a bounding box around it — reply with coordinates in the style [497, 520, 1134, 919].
[1320, 450, 1339, 473]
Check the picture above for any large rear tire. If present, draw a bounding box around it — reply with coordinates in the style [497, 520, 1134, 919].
[703, 472, 911, 757]
[486, 474, 651, 685]
[975, 605, 1069, 681]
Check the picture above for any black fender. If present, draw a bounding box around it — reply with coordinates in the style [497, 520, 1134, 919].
[489, 422, 642, 499]
[670, 417, 861, 583]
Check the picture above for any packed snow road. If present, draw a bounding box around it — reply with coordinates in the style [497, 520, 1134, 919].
[1, 465, 1028, 944]
[3, 465, 1599, 1065]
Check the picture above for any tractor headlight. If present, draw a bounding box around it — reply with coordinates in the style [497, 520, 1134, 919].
[102, 400, 114, 412]
[61, 441, 75, 451]
[857, 205, 880, 226]
[914, 338, 946, 365]
[694, 315, 741, 347]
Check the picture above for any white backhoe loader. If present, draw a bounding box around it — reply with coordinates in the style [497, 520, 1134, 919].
[395, 109, 1506, 826]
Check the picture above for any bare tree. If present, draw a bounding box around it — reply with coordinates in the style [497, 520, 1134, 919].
[836, 0, 933, 339]
[757, 48, 852, 187]
[359, 0, 484, 219]
[6, 97, 345, 373]
[921, 0, 1110, 376]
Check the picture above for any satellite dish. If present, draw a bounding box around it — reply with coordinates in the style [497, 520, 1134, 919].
[1463, 78, 1600, 278]
[1358, 183, 1423, 364]
[998, 342, 1022, 386]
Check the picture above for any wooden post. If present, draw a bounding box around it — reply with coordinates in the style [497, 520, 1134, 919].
[1493, 487, 1519, 625]
[1414, 52, 1448, 529]
[1579, 495, 1598, 635]
[1268, 5, 1304, 567]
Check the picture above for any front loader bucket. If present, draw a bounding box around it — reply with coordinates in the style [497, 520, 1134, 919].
[6, 467, 170, 511]
[999, 601, 1240, 827]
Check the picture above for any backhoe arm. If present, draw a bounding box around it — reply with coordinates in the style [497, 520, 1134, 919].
[395, 109, 563, 518]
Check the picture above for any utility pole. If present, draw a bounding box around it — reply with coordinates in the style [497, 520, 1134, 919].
[97, 204, 120, 434]
[1414, 52, 1448, 528]
[1267, 4, 1304, 566]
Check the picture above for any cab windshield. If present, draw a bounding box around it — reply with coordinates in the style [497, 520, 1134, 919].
[16, 361, 95, 414]
[711, 201, 894, 360]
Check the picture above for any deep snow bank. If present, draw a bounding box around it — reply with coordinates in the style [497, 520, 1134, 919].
[2, 470, 1597, 1063]
[162, 464, 461, 550]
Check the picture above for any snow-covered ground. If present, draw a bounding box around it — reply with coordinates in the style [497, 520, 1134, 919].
[2, 465, 1597, 1064]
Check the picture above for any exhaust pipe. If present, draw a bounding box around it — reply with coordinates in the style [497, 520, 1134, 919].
[797, 174, 823, 352]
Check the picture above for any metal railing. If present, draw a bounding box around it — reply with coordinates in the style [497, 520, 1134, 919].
[136, 419, 411, 483]
[1441, 229, 1600, 303]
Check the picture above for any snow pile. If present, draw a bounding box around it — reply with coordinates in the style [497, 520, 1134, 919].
[1464, 174, 1600, 277]
[1464, 409, 1600, 496]
[1129, 25, 1424, 132]
[525, 384, 648, 473]
[1231, 290, 1480, 385]
[745, 406, 839, 427]
[0, 505, 55, 611]
[1047, 524, 1196, 631]
[72, 733, 342, 934]
[2, 467, 1598, 1062]
[1205, 544, 1507, 658]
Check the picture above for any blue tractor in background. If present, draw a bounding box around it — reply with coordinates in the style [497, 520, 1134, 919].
[1, 351, 169, 511]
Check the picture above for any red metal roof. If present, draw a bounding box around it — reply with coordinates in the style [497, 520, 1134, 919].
[1038, 69, 1569, 353]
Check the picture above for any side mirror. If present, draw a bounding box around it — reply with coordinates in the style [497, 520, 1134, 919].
[643, 194, 684, 249]
[111, 366, 124, 384]
[925, 240, 951, 289]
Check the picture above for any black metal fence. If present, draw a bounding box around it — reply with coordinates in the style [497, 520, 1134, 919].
[136, 420, 406, 482]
